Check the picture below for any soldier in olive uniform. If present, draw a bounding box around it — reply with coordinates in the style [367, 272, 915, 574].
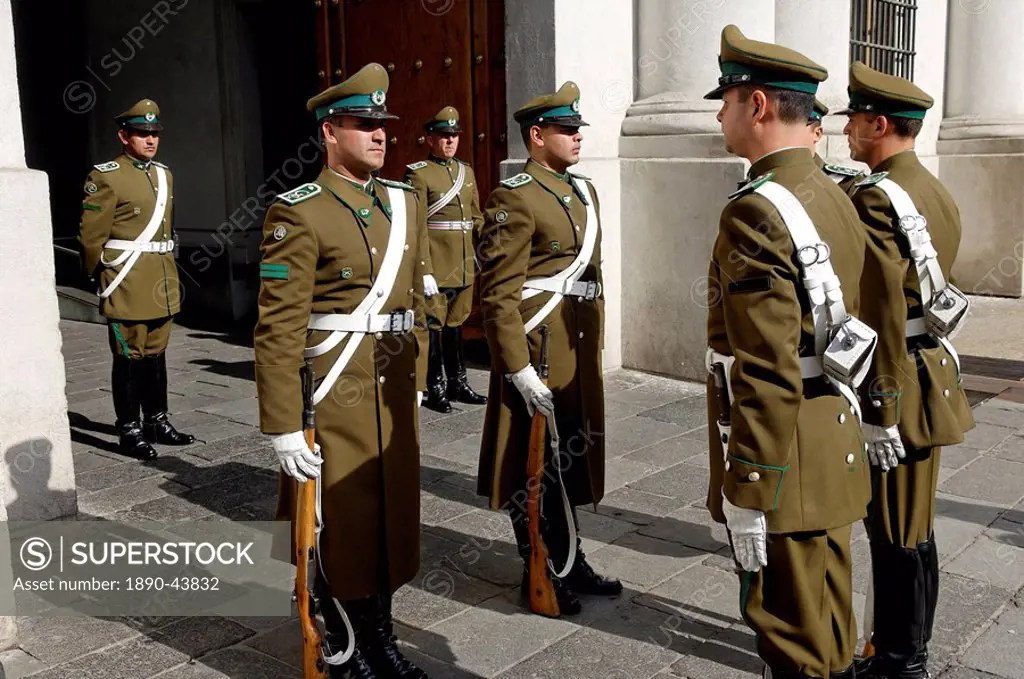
[254, 63, 428, 679]
[839, 62, 975, 679]
[78, 99, 194, 460]
[703, 26, 873, 679]
[476, 81, 621, 617]
[808, 98, 865, 186]
[404, 106, 487, 412]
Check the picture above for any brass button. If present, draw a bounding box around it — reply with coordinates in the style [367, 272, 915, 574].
[872, 399, 881, 407]
[334, 68, 343, 77]
[864, 442, 869, 452]
[846, 453, 855, 464]
[389, 137, 398, 145]
[374, 332, 383, 340]
[475, 54, 484, 64]
[941, 358, 948, 366]
[477, 133, 486, 142]
[943, 388, 950, 397]
[748, 472, 760, 482]
[838, 413, 846, 424]
[417, 136, 425, 145]
[575, 224, 581, 232]
[317, 69, 325, 79]
[371, 247, 378, 255]
[379, 376, 386, 384]
[408, 288, 414, 294]
[725, 460, 731, 471]
[314, 0, 321, 6]
[408, 372, 416, 379]
[387, 62, 395, 72]
[404, 244, 410, 251]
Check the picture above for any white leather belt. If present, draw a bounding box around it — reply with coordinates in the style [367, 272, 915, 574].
[307, 310, 414, 335]
[523, 278, 601, 301]
[105, 238, 175, 254]
[905, 317, 927, 338]
[426, 220, 472, 231]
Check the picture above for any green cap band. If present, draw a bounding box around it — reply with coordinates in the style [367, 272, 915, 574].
[124, 115, 159, 125]
[315, 91, 387, 120]
[847, 91, 927, 119]
[720, 61, 820, 95]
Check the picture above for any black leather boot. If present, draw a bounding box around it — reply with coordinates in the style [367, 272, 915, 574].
[860, 538, 932, 679]
[443, 326, 486, 404]
[320, 595, 380, 679]
[422, 330, 452, 413]
[509, 508, 581, 616]
[830, 664, 856, 679]
[141, 354, 194, 445]
[563, 507, 623, 596]
[112, 355, 157, 460]
[359, 592, 428, 678]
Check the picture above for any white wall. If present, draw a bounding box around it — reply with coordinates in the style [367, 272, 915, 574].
[913, 0, 949, 161]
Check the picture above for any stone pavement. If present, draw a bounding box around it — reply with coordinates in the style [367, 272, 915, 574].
[2, 319, 1023, 678]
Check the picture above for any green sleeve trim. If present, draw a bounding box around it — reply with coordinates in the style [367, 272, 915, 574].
[82, 203, 103, 212]
[259, 263, 289, 280]
[727, 455, 790, 511]
[111, 323, 133, 358]
[868, 390, 903, 422]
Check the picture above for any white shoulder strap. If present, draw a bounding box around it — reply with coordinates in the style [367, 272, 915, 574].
[874, 178, 947, 307]
[426, 163, 466, 218]
[98, 166, 169, 299]
[522, 178, 600, 334]
[305, 187, 409, 404]
[753, 181, 848, 355]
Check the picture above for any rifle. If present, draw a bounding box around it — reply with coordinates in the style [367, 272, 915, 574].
[711, 361, 731, 445]
[525, 326, 560, 617]
[297, 359, 326, 679]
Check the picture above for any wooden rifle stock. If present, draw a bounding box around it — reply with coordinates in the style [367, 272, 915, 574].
[297, 360, 326, 678]
[526, 327, 559, 617]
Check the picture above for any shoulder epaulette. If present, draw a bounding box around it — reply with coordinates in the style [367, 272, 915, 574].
[823, 163, 863, 178]
[500, 173, 533, 189]
[406, 161, 428, 171]
[377, 177, 414, 191]
[728, 171, 775, 200]
[854, 171, 889, 188]
[93, 161, 119, 173]
[151, 160, 169, 169]
[276, 182, 322, 205]
[569, 171, 591, 181]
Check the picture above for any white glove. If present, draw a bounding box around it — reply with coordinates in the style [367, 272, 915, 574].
[423, 275, 440, 298]
[417, 391, 423, 407]
[863, 423, 905, 472]
[509, 365, 554, 419]
[271, 431, 323, 481]
[722, 493, 768, 572]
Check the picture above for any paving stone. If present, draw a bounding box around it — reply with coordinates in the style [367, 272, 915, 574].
[190, 647, 301, 678]
[425, 433, 484, 468]
[851, 536, 872, 595]
[961, 606, 1024, 678]
[159, 409, 224, 431]
[628, 463, 708, 504]
[23, 635, 186, 679]
[428, 524, 523, 588]
[669, 627, 763, 679]
[72, 450, 124, 474]
[625, 435, 709, 471]
[1004, 498, 1024, 525]
[420, 411, 487, 451]
[75, 459, 165, 492]
[636, 564, 743, 631]
[243, 618, 300, 668]
[936, 667, 1006, 679]
[960, 423, 1017, 451]
[636, 397, 708, 433]
[0, 648, 47, 678]
[436, 508, 514, 546]
[934, 493, 1007, 565]
[196, 397, 258, 421]
[391, 645, 486, 679]
[585, 532, 703, 589]
[185, 430, 268, 463]
[605, 417, 688, 458]
[989, 434, 1024, 464]
[940, 457, 1024, 507]
[940, 444, 986, 471]
[152, 617, 255, 660]
[421, 482, 486, 527]
[597, 487, 689, 526]
[181, 420, 258, 447]
[498, 601, 682, 679]
[638, 505, 729, 554]
[152, 455, 264, 492]
[605, 388, 692, 420]
[77, 477, 191, 518]
[604, 456, 659, 493]
[395, 569, 506, 629]
[116, 615, 192, 633]
[945, 532, 1024, 593]
[930, 572, 1012, 668]
[971, 399, 1024, 428]
[399, 592, 577, 677]
[575, 508, 639, 553]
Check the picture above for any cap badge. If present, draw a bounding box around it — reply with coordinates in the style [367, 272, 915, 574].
[571, 98, 580, 113]
[144, 112, 156, 122]
[371, 89, 386, 106]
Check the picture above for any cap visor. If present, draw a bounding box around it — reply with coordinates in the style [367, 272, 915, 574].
[342, 110, 400, 121]
[703, 84, 729, 100]
[544, 116, 589, 128]
[125, 122, 163, 132]
[833, 107, 856, 115]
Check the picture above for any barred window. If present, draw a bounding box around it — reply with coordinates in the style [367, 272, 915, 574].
[850, 0, 918, 79]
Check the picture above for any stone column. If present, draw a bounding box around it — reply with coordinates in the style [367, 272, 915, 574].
[502, 0, 633, 369]
[0, 0, 78, 651]
[775, 0, 855, 162]
[938, 0, 1024, 297]
[620, 0, 774, 380]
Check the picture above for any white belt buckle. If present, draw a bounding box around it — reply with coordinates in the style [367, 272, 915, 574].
[584, 281, 600, 300]
[386, 309, 414, 335]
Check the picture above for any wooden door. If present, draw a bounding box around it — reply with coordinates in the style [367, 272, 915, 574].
[312, 0, 507, 196]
